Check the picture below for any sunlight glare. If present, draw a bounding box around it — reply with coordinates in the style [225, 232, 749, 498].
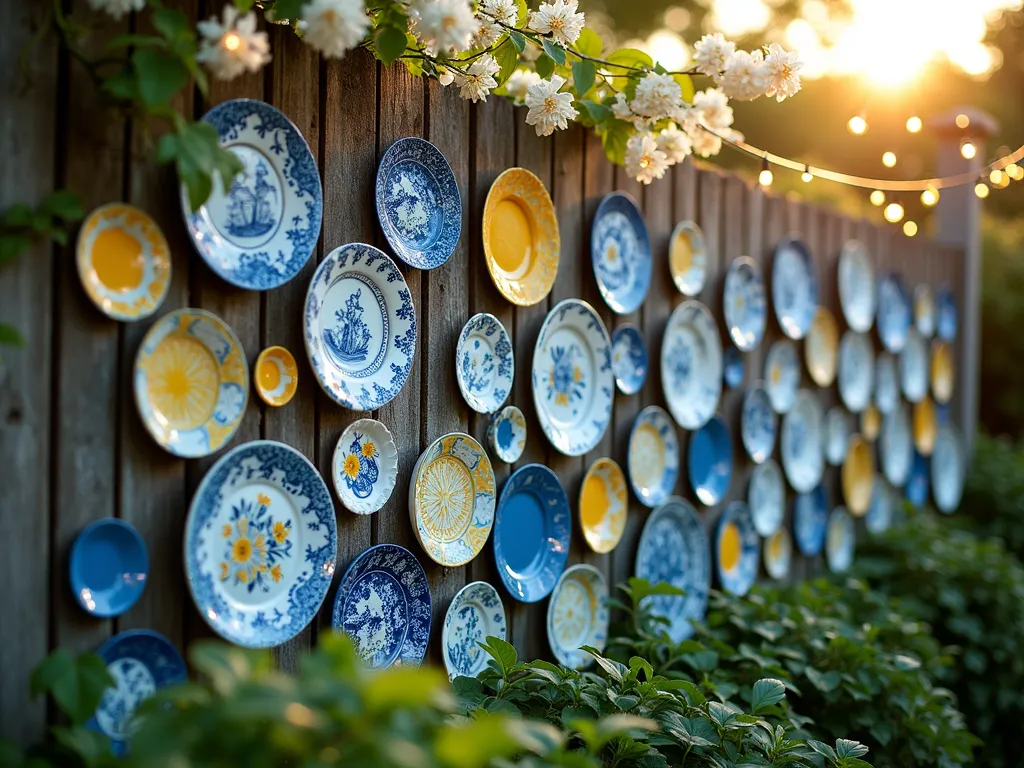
[647, 29, 690, 71]
[710, 0, 772, 38]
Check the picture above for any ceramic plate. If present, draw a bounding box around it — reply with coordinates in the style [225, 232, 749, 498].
[899, 329, 928, 403]
[772, 237, 819, 340]
[184, 99, 321, 290]
[483, 168, 559, 306]
[333, 544, 430, 668]
[493, 464, 570, 602]
[332, 418, 398, 515]
[826, 507, 855, 573]
[669, 220, 707, 296]
[806, 306, 839, 387]
[842, 434, 875, 517]
[134, 308, 248, 458]
[488, 405, 527, 464]
[838, 331, 874, 413]
[375, 137, 460, 270]
[70, 519, 147, 618]
[532, 299, 613, 456]
[936, 402, 951, 426]
[628, 406, 680, 508]
[77, 203, 171, 321]
[866, 476, 895, 534]
[861, 403, 881, 441]
[580, 458, 627, 553]
[723, 256, 767, 351]
[906, 451, 929, 508]
[877, 273, 911, 353]
[723, 346, 745, 389]
[456, 312, 514, 414]
[763, 527, 792, 580]
[794, 483, 828, 557]
[591, 192, 651, 314]
[937, 287, 957, 341]
[764, 339, 800, 414]
[741, 383, 777, 464]
[547, 564, 610, 669]
[781, 390, 824, 493]
[634, 497, 710, 642]
[838, 240, 875, 332]
[442, 580, 506, 680]
[914, 284, 936, 337]
[749, 459, 785, 537]
[880, 404, 913, 487]
[715, 501, 759, 596]
[688, 415, 733, 506]
[254, 346, 298, 407]
[932, 425, 965, 514]
[931, 340, 955, 404]
[611, 324, 648, 395]
[410, 433, 495, 567]
[913, 397, 937, 455]
[661, 300, 722, 429]
[186, 440, 337, 647]
[824, 406, 850, 466]
[874, 351, 899, 414]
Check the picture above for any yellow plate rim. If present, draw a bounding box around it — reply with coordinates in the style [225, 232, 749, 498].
[841, 434, 875, 517]
[579, 457, 627, 554]
[806, 306, 839, 387]
[254, 345, 299, 407]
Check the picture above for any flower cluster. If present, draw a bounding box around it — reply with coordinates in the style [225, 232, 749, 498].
[694, 34, 803, 103]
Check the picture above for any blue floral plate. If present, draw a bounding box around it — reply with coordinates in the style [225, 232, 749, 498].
[332, 418, 398, 515]
[877, 273, 912, 353]
[611, 323, 647, 395]
[442, 580, 506, 680]
[772, 237, 818, 340]
[794, 483, 829, 556]
[591, 192, 651, 314]
[899, 328, 928, 403]
[546, 564, 609, 670]
[906, 451, 929, 508]
[723, 256, 767, 351]
[749, 459, 784, 537]
[838, 331, 874, 413]
[826, 506, 855, 573]
[937, 287, 957, 341]
[715, 501, 759, 596]
[741, 383, 777, 464]
[781, 390, 824, 493]
[661, 300, 722, 429]
[628, 405, 679, 508]
[456, 312, 513, 414]
[824, 406, 850, 466]
[70, 519, 148, 617]
[488, 405, 527, 464]
[688, 415, 732, 506]
[723, 346, 744, 389]
[764, 339, 799, 414]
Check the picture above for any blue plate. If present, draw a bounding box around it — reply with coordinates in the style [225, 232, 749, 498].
[723, 346, 744, 389]
[741, 383, 777, 464]
[70, 519, 148, 618]
[877, 273, 912, 353]
[183, 99, 321, 290]
[781, 390, 824, 493]
[456, 312, 514, 414]
[715, 501, 759, 596]
[628, 405, 680, 508]
[906, 451, 930, 508]
[794, 483, 829, 556]
[442, 580, 507, 680]
[591, 192, 652, 314]
[937, 287, 957, 341]
[375, 137, 461, 270]
[87, 630, 187, 755]
[688, 415, 733, 506]
[772, 237, 818, 340]
[333, 544, 431, 668]
[723, 256, 767, 351]
[866, 476, 895, 534]
[493, 464, 571, 602]
[611, 323, 648, 395]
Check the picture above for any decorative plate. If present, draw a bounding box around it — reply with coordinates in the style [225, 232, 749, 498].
[932, 425, 965, 514]
[781, 390, 824, 493]
[134, 308, 248, 458]
[842, 434, 875, 517]
[763, 527, 792, 580]
[931, 340, 954, 405]
[877, 273, 912, 353]
[580, 457, 627, 554]
[669, 220, 707, 296]
[70, 519, 148, 618]
[805, 307, 839, 387]
[936, 402, 951, 426]
[913, 397, 937, 455]
[794, 484, 829, 557]
[493, 464, 571, 602]
[906, 451, 930, 508]
[332, 418, 398, 514]
[824, 406, 850, 467]
[611, 324, 648, 395]
[442, 580, 506, 680]
[375, 137, 460, 270]
[409, 433, 495, 567]
[591, 192, 652, 314]
[254, 346, 298, 407]
[874, 351, 899, 414]
[866, 476, 895, 534]
[741, 383, 777, 464]
[635, 497, 710, 642]
[838, 331, 874, 413]
[688, 416, 733, 507]
[861, 403, 882, 441]
[86, 630, 187, 755]
[456, 312, 514, 414]
[772, 237, 819, 340]
[185, 440, 337, 647]
[483, 168, 559, 306]
[546, 564, 610, 669]
[764, 339, 800, 414]
[184, 99, 321, 290]
[826, 507, 855, 573]
[304, 243, 416, 411]
[838, 240, 875, 333]
[880, 404, 913, 487]
[723, 346, 745, 389]
[749, 459, 785, 538]
[914, 283, 936, 337]
[333, 544, 430, 668]
[76, 203, 171, 321]
[532, 299, 613, 456]
[488, 405, 527, 464]
[899, 329, 928, 403]
[661, 300, 722, 429]
[628, 406, 680, 508]
[723, 256, 767, 351]
[715, 501, 759, 596]
[937, 287, 957, 341]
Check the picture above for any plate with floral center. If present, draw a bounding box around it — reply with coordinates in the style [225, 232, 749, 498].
[880, 403, 913, 487]
[723, 346, 745, 389]
[914, 283, 936, 337]
[456, 312, 514, 413]
[826, 507, 855, 573]
[794, 483, 829, 557]
[611, 323, 648, 395]
[906, 451, 930, 508]
[723, 256, 767, 351]
[591, 192, 651, 314]
[937, 287, 957, 341]
[669, 220, 707, 296]
[781, 390, 824, 493]
[547, 564, 610, 669]
[877, 273, 912, 353]
[899, 328, 928, 403]
[741, 383, 777, 464]
[763, 527, 792, 580]
[805, 306, 839, 387]
[824, 406, 850, 466]
[580, 457, 627, 553]
[488, 405, 527, 463]
[715, 501, 759, 596]
[442, 580, 506, 680]
[70, 519, 148, 618]
[764, 339, 799, 414]
[913, 397, 937, 455]
[661, 300, 722, 429]
[772, 237, 819, 340]
[838, 239, 875, 333]
[254, 346, 298, 407]
[842, 434, 875, 517]
[749, 458, 785, 537]
[332, 418, 398, 515]
[931, 340, 955, 404]
[628, 405, 680, 508]
[932, 425, 965, 514]
[838, 331, 874, 413]
[874, 351, 899, 414]
[866, 476, 896, 534]
[688, 415, 733, 506]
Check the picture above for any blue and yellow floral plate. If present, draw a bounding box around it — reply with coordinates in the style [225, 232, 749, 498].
[749, 458, 784, 537]
[772, 237, 818, 340]
[805, 306, 838, 387]
[254, 345, 298, 407]
[332, 418, 398, 515]
[669, 220, 707, 296]
[826, 506, 855, 573]
[488, 404, 527, 463]
[442, 580, 506, 680]
[763, 526, 792, 580]
[838, 331, 874, 413]
[741, 382, 777, 464]
[661, 300, 722, 429]
[931, 340, 955, 405]
[591, 192, 651, 314]
[715, 501, 759, 596]
[628, 405, 679, 508]
[880, 403, 913, 487]
[937, 286, 957, 341]
[723, 256, 767, 351]
[842, 434, 875, 517]
[580, 457, 627, 553]
[781, 390, 824, 493]
[913, 396, 938, 455]
[456, 312, 514, 414]
[932, 425, 965, 514]
[794, 483, 829, 557]
[547, 564, 609, 669]
[837, 240, 875, 333]
[764, 339, 799, 414]
[688, 415, 732, 506]
[611, 323, 647, 395]
[877, 272, 912, 353]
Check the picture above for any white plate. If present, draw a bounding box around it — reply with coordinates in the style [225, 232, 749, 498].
[546, 564, 610, 669]
[899, 328, 928, 403]
[749, 459, 784, 537]
[442, 581, 506, 680]
[932, 425, 965, 514]
[914, 283, 935, 337]
[456, 312, 514, 414]
[838, 331, 874, 413]
[764, 340, 800, 414]
[591, 192, 652, 314]
[669, 221, 707, 296]
[878, 273, 911, 353]
[763, 527, 792, 580]
[865, 475, 895, 534]
[628, 406, 680, 508]
[332, 419, 398, 514]
[723, 256, 767, 352]
[661, 300, 722, 429]
[781, 390, 824, 493]
[880, 403, 913, 487]
[826, 507, 855, 573]
[838, 240, 875, 332]
[741, 383, 777, 464]
[874, 352, 899, 415]
[824, 406, 850, 466]
[772, 237, 818, 340]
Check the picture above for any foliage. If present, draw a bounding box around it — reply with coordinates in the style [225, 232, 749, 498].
[955, 431, 1024, 560]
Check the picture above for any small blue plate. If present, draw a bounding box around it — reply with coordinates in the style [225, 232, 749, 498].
[70, 519, 148, 618]
[456, 312, 514, 414]
[723, 346, 744, 389]
[906, 451, 930, 508]
[715, 501, 759, 596]
[611, 323, 648, 395]
[591, 192, 652, 314]
[443, 580, 507, 680]
[688, 416, 733, 506]
[772, 237, 818, 340]
[877, 273, 912, 353]
[723, 256, 767, 351]
[493, 464, 571, 602]
[794, 483, 829, 556]
[937, 287, 957, 341]
[741, 383, 777, 464]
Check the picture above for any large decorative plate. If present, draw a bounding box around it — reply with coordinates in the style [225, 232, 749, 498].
[741, 383, 777, 464]
[547, 564, 610, 669]
[442, 580, 506, 680]
[134, 308, 248, 458]
[794, 484, 828, 557]
[932, 425, 965, 514]
[375, 137, 461, 270]
[899, 329, 928, 403]
[838, 240, 875, 332]
[184, 99, 321, 290]
[914, 283, 936, 337]
[661, 300, 722, 429]
[826, 507, 855, 573]
[456, 312, 514, 414]
[493, 464, 570, 602]
[77, 203, 171, 321]
[591, 192, 651, 314]
[772, 237, 819, 340]
[937, 287, 957, 341]
[333, 544, 430, 668]
[874, 351, 899, 414]
[913, 397, 937, 455]
[877, 273, 912, 353]
[483, 168, 559, 306]
[906, 451, 929, 508]
[723, 256, 767, 351]
[532, 299, 613, 456]
[842, 434, 875, 517]
[332, 418, 398, 515]
[749, 459, 784, 537]
[628, 406, 680, 508]
[806, 307, 839, 387]
[763, 527, 792, 580]
[880, 404, 913, 487]
[254, 346, 298, 407]
[304, 243, 416, 411]
[866, 476, 895, 534]
[715, 501, 759, 596]
[838, 331, 874, 413]
[688, 415, 733, 506]
[185, 440, 337, 647]
[488, 405, 527, 464]
[635, 497, 710, 642]
[611, 324, 648, 395]
[580, 458, 627, 553]
[409, 433, 495, 567]
[824, 406, 850, 466]
[764, 339, 799, 414]
[781, 390, 824, 493]
[669, 220, 707, 296]
[931, 340, 955, 405]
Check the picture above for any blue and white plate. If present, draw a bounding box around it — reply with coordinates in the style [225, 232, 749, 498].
[794, 483, 828, 556]
[442, 580, 506, 680]
[723, 256, 767, 351]
[688, 415, 733, 506]
[838, 240, 875, 333]
[87, 630, 187, 756]
[877, 273, 912, 353]
[546, 564, 609, 669]
[932, 425, 965, 514]
[772, 237, 818, 340]
[532, 299, 613, 456]
[749, 458, 784, 537]
[715, 501, 759, 596]
[70, 519, 148, 617]
[628, 405, 680, 508]
[763, 527, 792, 580]
[183, 99, 321, 290]
[332, 418, 398, 515]
[635, 497, 710, 642]
[333, 544, 430, 668]
[661, 300, 722, 429]
[874, 352, 899, 415]
[899, 328, 928, 403]
[764, 339, 799, 414]
[826, 507, 855, 573]
[669, 221, 707, 296]
[185, 440, 337, 647]
[781, 390, 824, 493]
[611, 323, 648, 395]
[304, 243, 416, 411]
[456, 312, 514, 414]
[880, 403, 913, 487]
[723, 346, 745, 389]
[866, 475, 895, 534]
[906, 451, 930, 508]
[937, 287, 957, 341]
[914, 284, 936, 337]
[591, 192, 651, 314]
[824, 406, 850, 466]
[493, 464, 571, 602]
[838, 331, 874, 413]
[741, 383, 777, 464]
[488, 405, 527, 464]
[375, 137, 461, 270]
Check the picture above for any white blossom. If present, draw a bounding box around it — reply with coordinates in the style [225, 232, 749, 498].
[197, 5, 271, 81]
[763, 43, 804, 102]
[454, 54, 500, 102]
[475, 0, 518, 46]
[529, 0, 585, 48]
[438, 67, 455, 86]
[690, 127, 722, 158]
[692, 33, 735, 80]
[410, 0, 479, 55]
[719, 49, 770, 101]
[691, 88, 734, 132]
[299, 0, 370, 59]
[506, 68, 542, 104]
[625, 132, 669, 185]
[612, 92, 633, 121]
[630, 72, 683, 120]
[87, 0, 145, 19]
[656, 123, 692, 165]
[525, 74, 578, 136]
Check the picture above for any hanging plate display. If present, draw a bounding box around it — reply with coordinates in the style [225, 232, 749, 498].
[628, 405, 680, 508]
[70, 519, 148, 618]
[488, 405, 527, 464]
[838, 331, 874, 413]
[764, 339, 800, 414]
[591, 192, 652, 314]
[838, 240, 875, 333]
[715, 501, 759, 596]
[931, 340, 955, 405]
[937, 287, 957, 341]
[781, 390, 824, 493]
[824, 406, 850, 467]
[254, 346, 298, 407]
[772, 237, 819, 340]
[611, 324, 648, 395]
[185, 440, 337, 647]
[184, 99, 321, 290]
[826, 507, 855, 573]
[723, 256, 767, 351]
[794, 483, 829, 557]
[669, 220, 707, 296]
[749, 459, 785, 538]
[741, 383, 777, 464]
[763, 527, 792, 580]
[932, 425, 965, 514]
[332, 418, 398, 515]
[723, 346, 745, 389]
[688, 415, 733, 506]
[842, 434, 875, 517]
[877, 273, 912, 353]
[880, 403, 913, 487]
[866, 476, 895, 534]
[455, 312, 514, 414]
[899, 328, 928, 403]
[805, 306, 839, 387]
[546, 564, 610, 669]
[861, 403, 882, 442]
[580, 458, 627, 554]
[661, 300, 722, 429]
[906, 451, 930, 508]
[914, 284, 936, 337]
[913, 397, 938, 455]
[442, 580, 506, 680]
[874, 351, 898, 415]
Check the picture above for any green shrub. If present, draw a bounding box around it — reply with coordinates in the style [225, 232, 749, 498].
[956, 431, 1024, 560]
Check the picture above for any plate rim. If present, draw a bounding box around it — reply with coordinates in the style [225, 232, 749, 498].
[455, 311, 514, 414]
[628, 404, 680, 508]
[723, 255, 767, 352]
[591, 191, 652, 314]
[546, 562, 610, 668]
[332, 417, 399, 515]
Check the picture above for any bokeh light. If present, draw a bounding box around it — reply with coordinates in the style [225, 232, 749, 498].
[906, 116, 923, 133]
[870, 190, 886, 206]
[903, 221, 919, 237]
[882, 151, 897, 168]
[884, 202, 905, 222]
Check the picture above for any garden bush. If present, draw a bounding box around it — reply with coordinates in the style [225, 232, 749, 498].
[956, 431, 1024, 560]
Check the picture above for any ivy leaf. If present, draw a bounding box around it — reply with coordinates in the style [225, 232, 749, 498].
[834, 739, 869, 759]
[574, 27, 603, 58]
[41, 190, 84, 222]
[493, 37, 519, 87]
[0, 324, 26, 346]
[132, 48, 189, 108]
[571, 59, 595, 97]
[536, 53, 555, 79]
[750, 678, 786, 713]
[509, 30, 526, 53]
[375, 24, 408, 67]
[542, 38, 566, 66]
[480, 636, 518, 678]
[806, 739, 837, 762]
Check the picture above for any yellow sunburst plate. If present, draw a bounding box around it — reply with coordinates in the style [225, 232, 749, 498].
[806, 306, 839, 387]
[931, 340, 955, 405]
[579, 458, 627, 554]
[842, 434, 875, 517]
[255, 346, 298, 407]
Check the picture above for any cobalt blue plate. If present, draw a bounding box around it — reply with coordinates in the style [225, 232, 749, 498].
[715, 501, 759, 596]
[936, 287, 957, 341]
[723, 345, 744, 389]
[906, 451, 930, 508]
[794, 483, 829, 556]
[591, 192, 652, 314]
[70, 519, 148, 618]
[688, 415, 733, 506]
[877, 273, 912, 353]
[611, 323, 648, 395]
[771, 237, 818, 340]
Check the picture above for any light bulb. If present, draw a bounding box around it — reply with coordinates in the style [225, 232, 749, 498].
[961, 141, 977, 160]
[956, 113, 971, 129]
[870, 190, 886, 206]
[882, 151, 897, 168]
[1007, 163, 1023, 180]
[847, 115, 867, 135]
[883, 202, 905, 223]
[975, 182, 989, 199]
[802, 169, 813, 183]
[903, 221, 918, 237]
[906, 116, 922, 133]
[921, 186, 939, 206]
[223, 32, 241, 51]
[759, 168, 774, 186]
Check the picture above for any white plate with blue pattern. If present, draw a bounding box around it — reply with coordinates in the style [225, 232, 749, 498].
[877, 273, 912, 353]
[838, 240, 875, 333]
[866, 475, 895, 534]
[899, 328, 928, 403]
[824, 406, 851, 466]
[591, 192, 651, 314]
[880, 403, 913, 487]
[794, 483, 828, 556]
[488, 405, 527, 464]
[781, 389, 824, 493]
[932, 425, 965, 514]
[741, 382, 777, 464]
[661, 300, 722, 430]
[874, 351, 899, 414]
[723, 256, 767, 351]
[749, 458, 784, 537]
[456, 312, 513, 414]
[764, 339, 800, 414]
[723, 346, 745, 389]
[185, 440, 338, 647]
[826, 506, 855, 573]
[442, 580, 506, 680]
[304, 243, 416, 411]
[332, 418, 398, 515]
[628, 405, 680, 508]
[937, 287, 957, 341]
[715, 501, 759, 596]
[547, 564, 609, 670]
[611, 323, 648, 395]
[838, 331, 874, 413]
[772, 237, 818, 340]
[183, 99, 321, 290]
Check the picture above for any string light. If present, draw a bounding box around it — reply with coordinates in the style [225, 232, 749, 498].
[960, 140, 977, 160]
[906, 116, 923, 133]
[883, 201, 905, 223]
[882, 151, 897, 168]
[1008, 164, 1024, 181]
[921, 186, 939, 206]
[975, 182, 989, 198]
[870, 190, 886, 206]
[223, 32, 241, 51]
[848, 115, 868, 135]
[990, 169, 1009, 188]
[801, 165, 813, 183]
[758, 156, 773, 186]
[903, 221, 918, 237]
[956, 113, 971, 129]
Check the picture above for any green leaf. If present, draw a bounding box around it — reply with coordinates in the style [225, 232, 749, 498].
[102, 68, 138, 101]
[571, 59, 595, 97]
[804, 667, 842, 693]
[536, 53, 555, 79]
[605, 47, 652, 89]
[0, 235, 29, 264]
[41, 190, 84, 222]
[152, 8, 190, 41]
[681, 650, 718, 672]
[674, 74, 695, 104]
[155, 133, 179, 164]
[365, 666, 449, 711]
[52, 725, 112, 761]
[515, 0, 528, 26]
[375, 24, 408, 67]
[574, 27, 603, 58]
[105, 34, 166, 51]
[132, 48, 189, 107]
[542, 38, 566, 66]
[707, 701, 738, 727]
[628, 656, 653, 682]
[601, 118, 631, 165]
[750, 678, 786, 713]
[271, 0, 307, 20]
[2, 203, 33, 228]
[656, 679, 705, 705]
[509, 31, 526, 53]
[436, 714, 525, 768]
[806, 739, 837, 762]
[579, 100, 611, 125]
[234, 0, 257, 11]
[834, 739, 869, 759]
[0, 324, 26, 347]
[582, 646, 626, 681]
[30, 650, 113, 725]
[481, 636, 517, 677]
[493, 37, 519, 87]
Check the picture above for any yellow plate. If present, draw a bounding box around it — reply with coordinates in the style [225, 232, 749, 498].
[842, 434, 875, 517]
[669, 221, 707, 296]
[805, 306, 838, 387]
[913, 397, 937, 455]
[931, 340, 954, 404]
[76, 203, 171, 321]
[860, 403, 881, 441]
[255, 346, 299, 407]
[579, 457, 627, 554]
[483, 168, 559, 306]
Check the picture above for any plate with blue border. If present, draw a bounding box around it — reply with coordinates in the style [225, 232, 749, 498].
[442, 580, 506, 680]
[874, 351, 899, 414]
[591, 192, 651, 314]
[70, 519, 148, 617]
[332, 418, 398, 515]
[764, 339, 799, 414]
[838, 240, 875, 333]
[611, 323, 647, 395]
[772, 237, 818, 340]
[723, 346, 744, 389]
[877, 273, 912, 353]
[546, 564, 609, 670]
[456, 312, 514, 414]
[628, 405, 679, 508]
[838, 331, 874, 413]
[688, 415, 732, 506]
[932, 425, 965, 514]
[906, 451, 929, 508]
[715, 501, 759, 596]
[488, 405, 527, 464]
[723, 256, 767, 351]
[749, 458, 784, 537]
[794, 483, 829, 556]
[880, 403, 913, 487]
[937, 286, 957, 341]
[661, 299, 722, 429]
[741, 383, 777, 464]
[781, 390, 824, 493]
[826, 506, 855, 573]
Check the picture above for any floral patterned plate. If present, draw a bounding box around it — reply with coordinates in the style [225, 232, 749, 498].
[899, 328, 928, 403]
[580, 457, 627, 553]
[763, 527, 792, 580]
[794, 483, 828, 557]
[838, 239, 875, 333]
[688, 415, 733, 506]
[932, 425, 965, 514]
[826, 507, 855, 573]
[628, 405, 680, 508]
[842, 434, 875, 517]
[488, 405, 527, 463]
[772, 237, 819, 340]
[824, 406, 850, 466]
[442, 580, 506, 680]
[456, 312, 514, 414]
[546, 564, 609, 669]
[937, 287, 957, 341]
[661, 300, 722, 429]
[781, 389, 824, 493]
[764, 339, 799, 414]
[591, 192, 651, 314]
[880, 403, 913, 487]
[332, 418, 398, 514]
[914, 283, 936, 337]
[741, 382, 777, 464]
[805, 306, 839, 387]
[838, 331, 874, 413]
[723, 256, 767, 351]
[715, 501, 759, 596]
[877, 273, 912, 353]
[669, 220, 707, 296]
[874, 351, 899, 414]
[749, 458, 785, 537]
[931, 340, 955, 405]
[610, 323, 648, 395]
[254, 346, 298, 407]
